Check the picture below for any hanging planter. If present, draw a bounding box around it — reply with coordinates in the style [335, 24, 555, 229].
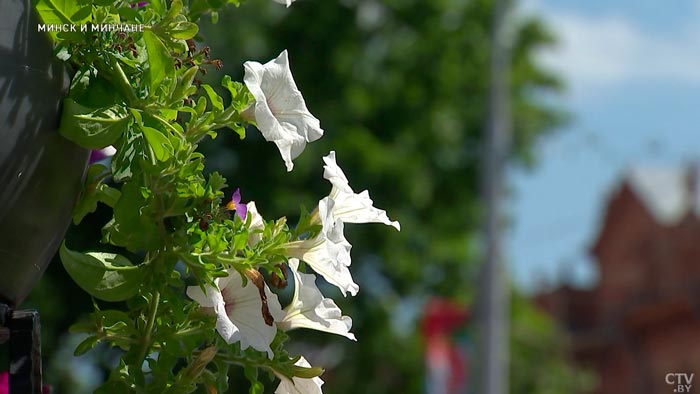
[0, 0, 89, 307]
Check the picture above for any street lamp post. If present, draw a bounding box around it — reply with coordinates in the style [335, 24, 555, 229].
[478, 0, 513, 393]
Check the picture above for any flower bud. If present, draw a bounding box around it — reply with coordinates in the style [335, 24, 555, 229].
[290, 364, 325, 379]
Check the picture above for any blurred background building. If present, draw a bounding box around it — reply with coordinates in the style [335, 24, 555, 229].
[536, 165, 700, 393]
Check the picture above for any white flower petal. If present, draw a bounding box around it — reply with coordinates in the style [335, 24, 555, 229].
[272, 0, 295, 7]
[215, 311, 242, 344]
[266, 285, 286, 322]
[246, 201, 265, 246]
[318, 197, 352, 267]
[278, 259, 356, 340]
[224, 272, 281, 359]
[185, 285, 219, 308]
[187, 270, 282, 359]
[243, 50, 323, 171]
[275, 357, 324, 394]
[331, 189, 401, 231]
[286, 199, 358, 296]
[322, 151, 352, 194]
[322, 151, 400, 230]
[187, 280, 241, 344]
[286, 234, 357, 297]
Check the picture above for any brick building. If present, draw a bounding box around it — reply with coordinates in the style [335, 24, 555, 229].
[536, 166, 700, 394]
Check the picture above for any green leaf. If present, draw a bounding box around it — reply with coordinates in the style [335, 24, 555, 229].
[60, 100, 131, 149]
[74, 336, 100, 356]
[111, 128, 141, 182]
[35, 0, 74, 24]
[68, 67, 124, 109]
[149, 0, 166, 13]
[229, 123, 246, 139]
[221, 76, 253, 111]
[143, 30, 174, 94]
[99, 185, 121, 207]
[195, 96, 207, 115]
[72, 164, 122, 224]
[169, 21, 199, 40]
[60, 243, 144, 302]
[201, 85, 224, 111]
[170, 66, 198, 105]
[69, 5, 92, 22]
[141, 126, 172, 161]
[106, 181, 161, 251]
[35, 0, 91, 39]
[166, 0, 183, 21]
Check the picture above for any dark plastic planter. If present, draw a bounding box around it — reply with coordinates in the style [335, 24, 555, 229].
[0, 0, 89, 307]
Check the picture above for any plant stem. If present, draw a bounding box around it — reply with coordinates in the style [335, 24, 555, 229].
[108, 55, 140, 107]
[137, 290, 160, 363]
[173, 326, 206, 338]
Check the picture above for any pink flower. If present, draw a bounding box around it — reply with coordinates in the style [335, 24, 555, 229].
[225, 188, 248, 220]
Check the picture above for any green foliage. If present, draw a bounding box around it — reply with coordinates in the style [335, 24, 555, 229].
[60, 100, 131, 149]
[73, 163, 121, 224]
[35, 0, 92, 39]
[60, 243, 144, 302]
[35, 0, 338, 392]
[510, 294, 596, 393]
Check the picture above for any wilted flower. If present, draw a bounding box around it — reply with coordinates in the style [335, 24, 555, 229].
[186, 270, 283, 359]
[278, 259, 356, 340]
[243, 50, 323, 171]
[286, 198, 358, 296]
[322, 151, 401, 231]
[275, 357, 324, 394]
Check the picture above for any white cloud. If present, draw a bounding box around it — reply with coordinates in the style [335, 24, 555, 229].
[522, 4, 700, 94]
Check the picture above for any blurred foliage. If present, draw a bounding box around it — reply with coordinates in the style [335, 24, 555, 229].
[510, 293, 596, 393]
[21, 0, 591, 393]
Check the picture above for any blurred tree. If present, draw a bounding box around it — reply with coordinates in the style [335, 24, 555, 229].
[510, 292, 596, 393]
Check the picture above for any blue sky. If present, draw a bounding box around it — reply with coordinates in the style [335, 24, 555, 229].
[509, 0, 700, 292]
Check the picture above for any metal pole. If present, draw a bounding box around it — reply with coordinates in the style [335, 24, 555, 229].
[478, 0, 512, 392]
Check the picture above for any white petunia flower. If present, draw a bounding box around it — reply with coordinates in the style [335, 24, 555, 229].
[278, 259, 356, 340]
[285, 198, 358, 296]
[275, 357, 324, 394]
[243, 50, 323, 171]
[246, 201, 265, 246]
[272, 0, 296, 7]
[322, 151, 401, 230]
[186, 270, 283, 359]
